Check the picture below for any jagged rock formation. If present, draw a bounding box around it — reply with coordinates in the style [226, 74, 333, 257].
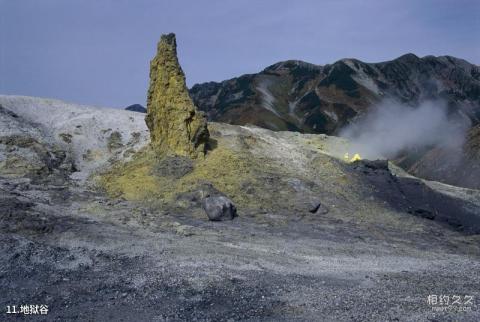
[146, 33, 209, 158]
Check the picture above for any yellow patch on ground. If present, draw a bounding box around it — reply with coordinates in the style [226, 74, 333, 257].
[96, 139, 266, 210]
[98, 151, 159, 201]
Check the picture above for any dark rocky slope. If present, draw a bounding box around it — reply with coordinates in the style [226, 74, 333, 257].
[404, 124, 480, 189]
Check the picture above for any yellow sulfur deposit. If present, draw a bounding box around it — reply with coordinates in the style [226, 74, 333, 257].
[145, 33, 209, 159]
[350, 153, 362, 162]
[344, 152, 362, 163]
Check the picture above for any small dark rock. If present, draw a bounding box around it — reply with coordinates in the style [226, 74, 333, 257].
[409, 208, 435, 220]
[202, 196, 237, 221]
[308, 200, 329, 214]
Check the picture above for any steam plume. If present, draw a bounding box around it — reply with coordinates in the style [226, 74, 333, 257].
[339, 100, 471, 159]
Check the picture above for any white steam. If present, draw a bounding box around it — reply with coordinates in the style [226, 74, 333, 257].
[340, 100, 471, 159]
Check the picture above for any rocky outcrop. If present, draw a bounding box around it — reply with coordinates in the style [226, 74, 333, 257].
[145, 33, 209, 158]
[0, 105, 74, 183]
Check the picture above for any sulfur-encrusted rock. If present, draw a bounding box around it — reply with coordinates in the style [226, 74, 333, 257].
[145, 33, 209, 158]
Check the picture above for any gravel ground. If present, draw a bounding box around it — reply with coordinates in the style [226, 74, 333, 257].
[1, 178, 479, 321]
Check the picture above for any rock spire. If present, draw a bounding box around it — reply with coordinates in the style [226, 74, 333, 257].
[145, 33, 209, 158]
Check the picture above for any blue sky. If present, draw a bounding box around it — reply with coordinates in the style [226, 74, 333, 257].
[1, 0, 479, 108]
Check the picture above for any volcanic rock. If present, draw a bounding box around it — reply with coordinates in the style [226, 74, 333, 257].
[202, 196, 237, 221]
[145, 33, 209, 158]
[308, 200, 329, 214]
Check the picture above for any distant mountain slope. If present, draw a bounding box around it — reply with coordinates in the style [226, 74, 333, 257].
[404, 124, 480, 189]
[125, 104, 146, 113]
[190, 54, 480, 134]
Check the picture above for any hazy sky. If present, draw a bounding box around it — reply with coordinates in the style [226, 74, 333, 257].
[1, 0, 479, 108]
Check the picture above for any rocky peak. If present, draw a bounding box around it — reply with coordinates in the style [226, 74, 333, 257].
[145, 33, 209, 158]
[125, 104, 146, 113]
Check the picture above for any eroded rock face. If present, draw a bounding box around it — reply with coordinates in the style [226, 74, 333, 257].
[145, 33, 209, 158]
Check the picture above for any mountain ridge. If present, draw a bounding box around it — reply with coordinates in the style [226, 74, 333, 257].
[189, 53, 480, 188]
[190, 53, 480, 133]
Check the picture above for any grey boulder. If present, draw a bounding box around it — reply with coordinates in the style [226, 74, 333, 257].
[202, 196, 237, 221]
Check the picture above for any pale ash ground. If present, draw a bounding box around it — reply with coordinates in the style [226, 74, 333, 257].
[0, 95, 479, 321]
